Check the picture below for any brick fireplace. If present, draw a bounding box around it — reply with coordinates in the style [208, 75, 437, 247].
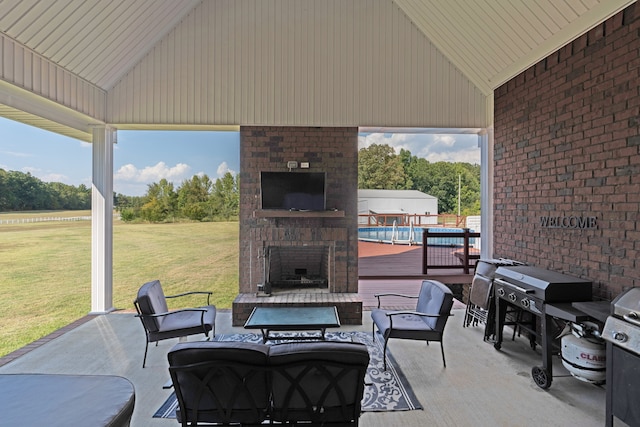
[233, 126, 362, 325]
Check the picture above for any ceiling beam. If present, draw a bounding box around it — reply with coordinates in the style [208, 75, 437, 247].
[0, 80, 104, 141]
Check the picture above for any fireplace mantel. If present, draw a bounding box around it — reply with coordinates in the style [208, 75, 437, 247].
[253, 209, 345, 218]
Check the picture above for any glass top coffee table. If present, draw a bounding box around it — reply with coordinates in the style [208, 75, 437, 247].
[244, 306, 341, 343]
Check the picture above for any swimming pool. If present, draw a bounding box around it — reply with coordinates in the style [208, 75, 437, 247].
[358, 226, 474, 246]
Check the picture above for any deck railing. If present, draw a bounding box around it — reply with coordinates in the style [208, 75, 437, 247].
[359, 213, 467, 228]
[422, 228, 481, 275]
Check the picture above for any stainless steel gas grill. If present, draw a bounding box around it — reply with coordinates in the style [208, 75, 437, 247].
[493, 265, 593, 389]
[603, 288, 640, 427]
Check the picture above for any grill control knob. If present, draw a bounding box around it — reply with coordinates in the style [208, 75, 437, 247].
[521, 299, 530, 308]
[613, 332, 628, 343]
[497, 288, 505, 297]
[623, 312, 640, 327]
[508, 293, 517, 302]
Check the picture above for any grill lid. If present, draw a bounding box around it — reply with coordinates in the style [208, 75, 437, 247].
[495, 266, 591, 288]
[611, 287, 640, 318]
[494, 265, 592, 302]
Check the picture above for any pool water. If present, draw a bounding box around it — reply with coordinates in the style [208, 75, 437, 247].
[358, 227, 474, 246]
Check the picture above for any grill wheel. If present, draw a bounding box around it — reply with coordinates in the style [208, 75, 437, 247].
[531, 366, 552, 389]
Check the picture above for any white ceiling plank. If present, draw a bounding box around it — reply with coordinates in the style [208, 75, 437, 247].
[46, 0, 126, 65]
[88, 3, 175, 87]
[524, 1, 562, 34]
[15, 0, 76, 48]
[538, 0, 574, 28]
[74, 2, 151, 77]
[62, 0, 143, 71]
[493, 1, 545, 48]
[552, 1, 581, 20]
[36, 1, 99, 56]
[0, 0, 46, 36]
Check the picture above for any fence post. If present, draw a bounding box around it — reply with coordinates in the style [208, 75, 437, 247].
[463, 228, 470, 274]
[422, 228, 428, 274]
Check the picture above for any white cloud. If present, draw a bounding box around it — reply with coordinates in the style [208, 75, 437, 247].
[434, 134, 456, 148]
[21, 166, 39, 175]
[18, 166, 73, 185]
[358, 133, 411, 150]
[114, 164, 139, 181]
[115, 161, 191, 183]
[359, 132, 480, 164]
[40, 173, 71, 183]
[113, 162, 192, 196]
[216, 161, 236, 177]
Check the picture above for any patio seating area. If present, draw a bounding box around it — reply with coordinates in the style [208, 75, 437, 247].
[0, 304, 605, 426]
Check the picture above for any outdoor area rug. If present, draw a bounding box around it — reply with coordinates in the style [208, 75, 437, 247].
[153, 331, 421, 419]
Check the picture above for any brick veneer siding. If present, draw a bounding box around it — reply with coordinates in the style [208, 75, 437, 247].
[494, 5, 640, 301]
[238, 126, 359, 293]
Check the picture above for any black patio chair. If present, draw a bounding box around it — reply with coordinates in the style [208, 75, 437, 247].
[133, 279, 216, 368]
[269, 341, 370, 426]
[371, 279, 454, 369]
[168, 341, 271, 426]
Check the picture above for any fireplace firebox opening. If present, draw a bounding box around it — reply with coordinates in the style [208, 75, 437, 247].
[263, 245, 331, 292]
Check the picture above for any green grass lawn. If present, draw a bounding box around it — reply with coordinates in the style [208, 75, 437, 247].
[0, 216, 239, 357]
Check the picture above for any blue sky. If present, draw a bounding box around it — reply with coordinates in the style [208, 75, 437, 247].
[0, 117, 240, 196]
[1, 116, 479, 196]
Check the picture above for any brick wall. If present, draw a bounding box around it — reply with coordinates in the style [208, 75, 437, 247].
[239, 126, 359, 294]
[493, 4, 640, 300]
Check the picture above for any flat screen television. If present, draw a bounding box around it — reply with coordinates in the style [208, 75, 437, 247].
[260, 171, 326, 211]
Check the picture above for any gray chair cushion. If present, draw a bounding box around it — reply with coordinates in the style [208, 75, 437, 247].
[371, 310, 434, 333]
[135, 280, 169, 332]
[416, 280, 449, 329]
[151, 306, 216, 341]
[371, 280, 453, 340]
[136, 280, 216, 341]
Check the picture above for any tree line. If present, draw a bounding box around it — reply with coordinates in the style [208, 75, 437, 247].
[1, 143, 479, 218]
[116, 173, 239, 222]
[0, 169, 91, 211]
[358, 144, 480, 215]
[0, 168, 238, 222]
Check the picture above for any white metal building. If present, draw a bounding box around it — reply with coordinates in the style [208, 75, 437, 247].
[358, 189, 437, 225]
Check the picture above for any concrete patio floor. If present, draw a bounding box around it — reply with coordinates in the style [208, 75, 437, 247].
[0, 307, 605, 427]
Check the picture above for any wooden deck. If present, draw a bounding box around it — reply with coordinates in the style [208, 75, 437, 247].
[357, 241, 471, 310]
[357, 241, 474, 283]
[357, 278, 464, 310]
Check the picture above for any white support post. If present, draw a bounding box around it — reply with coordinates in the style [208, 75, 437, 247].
[91, 126, 115, 314]
[479, 127, 494, 259]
